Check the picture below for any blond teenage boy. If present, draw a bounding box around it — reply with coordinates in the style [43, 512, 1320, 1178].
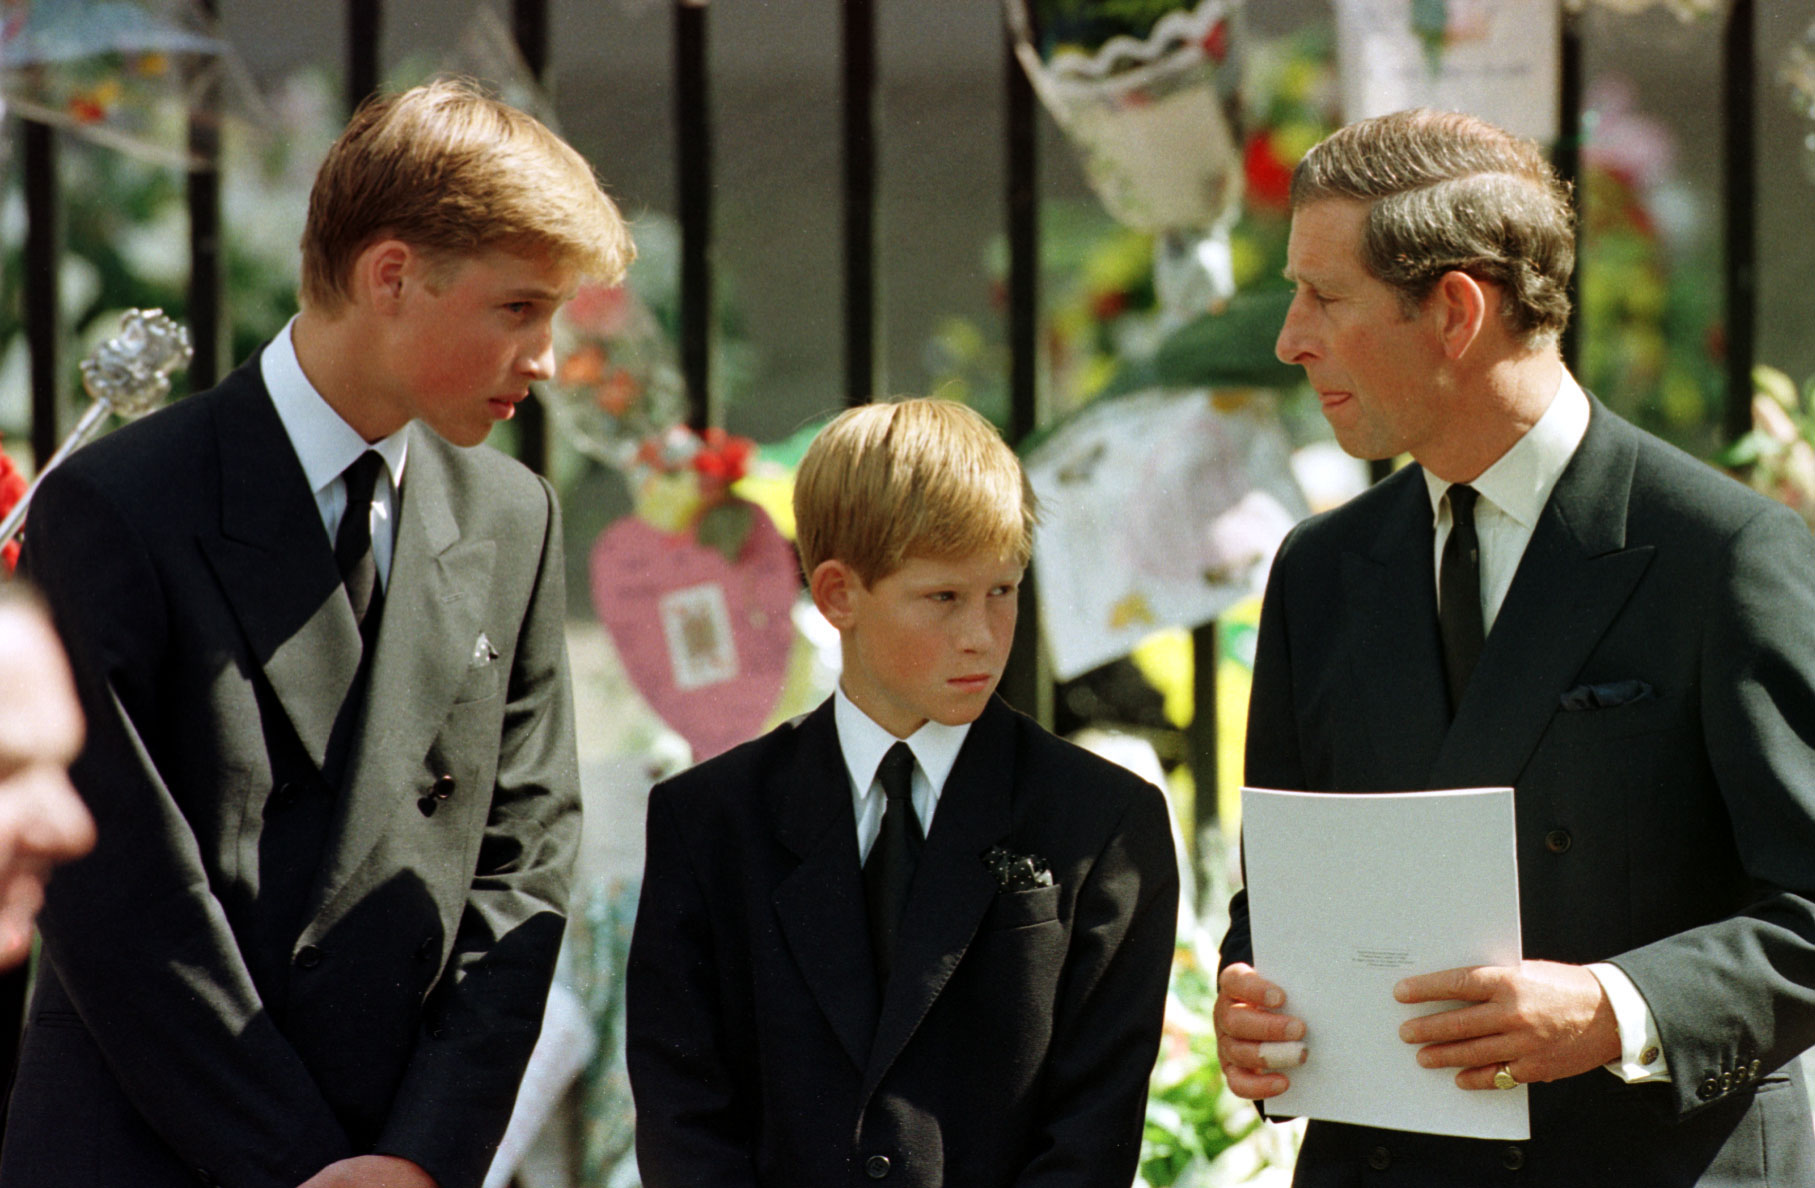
[627, 398, 1179, 1188]
[5, 79, 631, 1188]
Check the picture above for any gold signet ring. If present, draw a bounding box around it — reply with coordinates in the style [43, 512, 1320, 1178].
[1493, 1063, 1519, 1090]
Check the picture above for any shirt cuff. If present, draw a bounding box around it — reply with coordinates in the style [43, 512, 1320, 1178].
[1587, 962, 1670, 1083]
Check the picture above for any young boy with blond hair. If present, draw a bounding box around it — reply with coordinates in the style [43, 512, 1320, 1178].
[627, 397, 1179, 1188]
[8, 78, 631, 1188]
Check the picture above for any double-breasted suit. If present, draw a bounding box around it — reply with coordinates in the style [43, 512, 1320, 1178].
[1222, 398, 1815, 1185]
[2, 357, 581, 1188]
[626, 695, 1179, 1188]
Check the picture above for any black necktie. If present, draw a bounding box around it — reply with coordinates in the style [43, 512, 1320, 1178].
[864, 742, 922, 986]
[335, 451, 386, 642]
[1439, 483, 1485, 715]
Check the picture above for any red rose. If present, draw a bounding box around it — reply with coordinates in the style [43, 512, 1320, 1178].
[1202, 19, 1229, 64]
[1244, 131, 1294, 210]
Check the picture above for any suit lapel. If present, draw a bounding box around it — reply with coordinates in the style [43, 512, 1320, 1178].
[305, 433, 494, 927]
[1342, 471, 1452, 790]
[861, 699, 1013, 1099]
[1429, 400, 1654, 788]
[770, 700, 881, 1071]
[197, 368, 364, 777]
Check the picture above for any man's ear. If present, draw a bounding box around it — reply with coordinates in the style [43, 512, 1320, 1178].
[1433, 270, 1490, 361]
[810, 560, 861, 630]
[355, 238, 414, 313]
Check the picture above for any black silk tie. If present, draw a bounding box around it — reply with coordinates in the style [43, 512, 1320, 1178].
[335, 451, 386, 642]
[1439, 483, 1485, 715]
[864, 742, 922, 986]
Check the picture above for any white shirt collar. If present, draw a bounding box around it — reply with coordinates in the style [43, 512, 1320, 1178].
[833, 683, 971, 799]
[1423, 369, 1590, 526]
[262, 316, 410, 495]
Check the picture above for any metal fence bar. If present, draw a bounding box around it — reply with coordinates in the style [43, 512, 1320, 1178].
[512, 0, 552, 473]
[1556, 7, 1583, 374]
[842, 0, 878, 407]
[676, 0, 713, 429]
[998, 26, 1052, 729]
[23, 121, 59, 468]
[187, 0, 225, 392]
[1724, 0, 1756, 442]
[348, 0, 382, 115]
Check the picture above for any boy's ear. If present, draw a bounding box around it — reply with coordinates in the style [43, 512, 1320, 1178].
[809, 560, 861, 630]
[356, 238, 414, 313]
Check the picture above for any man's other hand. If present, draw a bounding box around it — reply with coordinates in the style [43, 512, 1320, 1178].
[1396, 959, 1623, 1090]
[298, 1155, 439, 1188]
[1214, 962, 1307, 1100]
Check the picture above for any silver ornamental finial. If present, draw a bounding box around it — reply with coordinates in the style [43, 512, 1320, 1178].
[80, 309, 194, 418]
[0, 308, 194, 557]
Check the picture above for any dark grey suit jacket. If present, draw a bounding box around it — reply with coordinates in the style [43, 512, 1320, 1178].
[1, 356, 581, 1188]
[626, 695, 1179, 1188]
[1222, 398, 1815, 1186]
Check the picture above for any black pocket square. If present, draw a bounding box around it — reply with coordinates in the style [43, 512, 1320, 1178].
[1559, 679, 1654, 711]
[982, 846, 1054, 891]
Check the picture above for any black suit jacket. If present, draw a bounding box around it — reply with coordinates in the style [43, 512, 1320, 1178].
[1, 357, 581, 1188]
[1222, 398, 1815, 1186]
[626, 695, 1179, 1188]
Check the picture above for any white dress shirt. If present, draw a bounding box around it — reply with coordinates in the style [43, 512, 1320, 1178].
[1423, 372, 1668, 1084]
[262, 317, 410, 590]
[835, 685, 971, 864]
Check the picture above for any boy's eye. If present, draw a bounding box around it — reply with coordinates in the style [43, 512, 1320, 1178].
[990, 583, 1016, 597]
[928, 591, 955, 603]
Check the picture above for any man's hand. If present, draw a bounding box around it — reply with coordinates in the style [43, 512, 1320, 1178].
[1214, 963, 1307, 1100]
[297, 1155, 439, 1188]
[1396, 960, 1622, 1090]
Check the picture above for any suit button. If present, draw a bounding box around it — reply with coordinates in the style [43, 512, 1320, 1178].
[418, 796, 438, 817]
[1367, 1146, 1391, 1171]
[1502, 1145, 1524, 1171]
[271, 781, 300, 809]
[1544, 829, 1572, 854]
[865, 1154, 891, 1178]
[1698, 1075, 1719, 1101]
[194, 1169, 218, 1187]
[415, 936, 438, 963]
[433, 774, 456, 800]
[1751, 1058, 1763, 1079]
[295, 945, 322, 969]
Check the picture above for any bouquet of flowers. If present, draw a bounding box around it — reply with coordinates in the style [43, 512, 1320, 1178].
[1005, 0, 1246, 319]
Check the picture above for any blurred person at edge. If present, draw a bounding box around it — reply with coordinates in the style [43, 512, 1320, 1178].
[0, 587, 95, 967]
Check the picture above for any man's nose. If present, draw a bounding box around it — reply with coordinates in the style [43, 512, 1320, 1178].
[17, 769, 96, 865]
[1276, 297, 1315, 365]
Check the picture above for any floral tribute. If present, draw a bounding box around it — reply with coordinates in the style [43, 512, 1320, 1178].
[546, 282, 798, 763]
[0, 444, 24, 575]
[0, 0, 252, 168]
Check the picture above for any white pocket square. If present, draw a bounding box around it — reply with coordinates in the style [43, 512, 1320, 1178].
[471, 633, 499, 669]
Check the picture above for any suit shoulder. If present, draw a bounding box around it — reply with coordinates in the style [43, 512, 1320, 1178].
[35, 367, 267, 529]
[50, 376, 234, 494]
[650, 713, 814, 815]
[1003, 709, 1168, 824]
[1614, 414, 1800, 540]
[1269, 461, 1421, 570]
[418, 431, 545, 495]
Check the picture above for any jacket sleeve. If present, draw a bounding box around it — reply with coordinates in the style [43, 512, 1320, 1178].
[376, 476, 583, 1188]
[1221, 522, 1307, 975]
[1016, 783, 1180, 1188]
[624, 781, 763, 1188]
[24, 464, 356, 1188]
[1609, 502, 1815, 1119]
